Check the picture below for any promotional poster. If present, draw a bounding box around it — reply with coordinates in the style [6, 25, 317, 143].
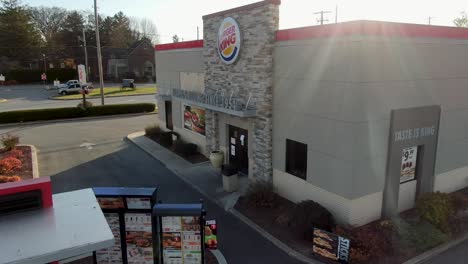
[400, 146, 418, 183]
[312, 228, 350, 264]
[183, 105, 206, 136]
[204, 220, 217, 250]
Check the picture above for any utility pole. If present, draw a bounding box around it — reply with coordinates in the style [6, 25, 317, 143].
[94, 0, 105, 105]
[197, 26, 199, 40]
[427, 16, 435, 25]
[335, 5, 338, 23]
[82, 28, 89, 82]
[314, 10, 331, 25]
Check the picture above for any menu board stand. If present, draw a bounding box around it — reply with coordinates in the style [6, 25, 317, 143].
[153, 203, 206, 264]
[93, 187, 158, 264]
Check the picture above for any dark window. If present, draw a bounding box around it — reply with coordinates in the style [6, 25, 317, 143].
[286, 139, 307, 180]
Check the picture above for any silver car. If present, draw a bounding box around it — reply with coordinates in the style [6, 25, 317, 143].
[58, 83, 88, 95]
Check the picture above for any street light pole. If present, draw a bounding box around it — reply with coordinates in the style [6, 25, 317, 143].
[94, 0, 105, 105]
[42, 54, 46, 87]
[82, 28, 89, 82]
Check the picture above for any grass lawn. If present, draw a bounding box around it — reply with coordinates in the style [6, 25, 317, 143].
[53, 86, 157, 100]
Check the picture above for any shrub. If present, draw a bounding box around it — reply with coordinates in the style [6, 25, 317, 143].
[0, 103, 156, 124]
[0, 157, 22, 174]
[451, 192, 468, 213]
[398, 220, 449, 253]
[6, 149, 23, 159]
[145, 124, 163, 138]
[290, 200, 335, 240]
[1, 133, 19, 150]
[416, 192, 454, 231]
[0, 175, 21, 183]
[173, 140, 197, 156]
[159, 131, 177, 147]
[77, 101, 93, 109]
[245, 180, 277, 208]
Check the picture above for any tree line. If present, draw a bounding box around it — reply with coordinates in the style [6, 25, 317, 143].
[0, 0, 158, 71]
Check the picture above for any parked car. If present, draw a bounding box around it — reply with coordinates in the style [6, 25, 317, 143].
[122, 79, 135, 89]
[57, 80, 79, 89]
[58, 83, 89, 95]
[57, 80, 94, 89]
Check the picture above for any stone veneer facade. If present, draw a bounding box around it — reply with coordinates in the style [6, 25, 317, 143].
[202, 1, 280, 181]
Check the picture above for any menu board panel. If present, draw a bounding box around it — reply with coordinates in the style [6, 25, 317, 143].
[98, 197, 125, 209]
[125, 213, 154, 264]
[161, 216, 202, 264]
[96, 213, 123, 263]
[126, 197, 152, 209]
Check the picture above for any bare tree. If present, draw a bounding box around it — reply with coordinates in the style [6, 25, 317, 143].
[29, 6, 67, 45]
[454, 12, 468, 27]
[129, 17, 159, 44]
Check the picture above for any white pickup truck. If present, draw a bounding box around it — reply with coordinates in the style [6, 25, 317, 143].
[57, 80, 93, 89]
[58, 83, 92, 95]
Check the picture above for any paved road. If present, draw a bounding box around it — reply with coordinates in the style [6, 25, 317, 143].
[425, 240, 468, 264]
[0, 115, 304, 264]
[0, 84, 156, 112]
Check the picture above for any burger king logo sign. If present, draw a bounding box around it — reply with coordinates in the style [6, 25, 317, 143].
[217, 17, 241, 64]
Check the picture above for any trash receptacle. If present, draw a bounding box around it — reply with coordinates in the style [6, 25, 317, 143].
[221, 164, 238, 192]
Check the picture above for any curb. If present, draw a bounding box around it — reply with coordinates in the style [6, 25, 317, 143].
[126, 132, 322, 264]
[0, 99, 6, 103]
[49, 92, 157, 101]
[403, 232, 468, 264]
[18, 144, 39, 179]
[0, 112, 157, 128]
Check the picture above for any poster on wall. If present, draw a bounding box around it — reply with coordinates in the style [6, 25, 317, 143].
[161, 216, 202, 264]
[204, 220, 218, 249]
[183, 105, 206, 136]
[125, 213, 154, 264]
[400, 146, 418, 183]
[312, 228, 350, 264]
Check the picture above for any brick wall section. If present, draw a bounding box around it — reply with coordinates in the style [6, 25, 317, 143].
[203, 1, 279, 181]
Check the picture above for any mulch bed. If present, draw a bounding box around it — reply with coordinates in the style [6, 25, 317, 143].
[235, 190, 468, 264]
[0, 146, 33, 180]
[146, 135, 209, 164]
[235, 194, 317, 258]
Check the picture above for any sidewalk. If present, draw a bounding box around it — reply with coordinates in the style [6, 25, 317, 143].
[127, 131, 322, 264]
[127, 131, 249, 209]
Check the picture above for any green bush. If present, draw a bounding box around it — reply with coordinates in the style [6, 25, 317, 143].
[0, 103, 156, 124]
[290, 200, 335, 240]
[398, 220, 449, 253]
[1, 133, 20, 150]
[145, 124, 163, 138]
[159, 132, 174, 147]
[451, 192, 468, 213]
[245, 180, 277, 208]
[416, 192, 454, 231]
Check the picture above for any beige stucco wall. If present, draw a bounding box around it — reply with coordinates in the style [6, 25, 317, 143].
[273, 36, 468, 224]
[155, 48, 207, 154]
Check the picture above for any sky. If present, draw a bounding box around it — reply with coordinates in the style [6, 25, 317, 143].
[24, 0, 468, 43]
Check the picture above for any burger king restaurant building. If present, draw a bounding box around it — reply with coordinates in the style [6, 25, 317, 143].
[155, 0, 468, 225]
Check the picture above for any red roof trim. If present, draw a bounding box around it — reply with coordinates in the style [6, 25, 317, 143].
[203, 0, 280, 20]
[276, 20, 468, 41]
[0, 177, 53, 208]
[155, 40, 204, 51]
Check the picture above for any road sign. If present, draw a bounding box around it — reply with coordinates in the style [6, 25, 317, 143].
[78, 64, 87, 84]
[41, 73, 47, 81]
[0, 74, 5, 82]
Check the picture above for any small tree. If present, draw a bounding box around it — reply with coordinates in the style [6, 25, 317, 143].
[172, 34, 179, 43]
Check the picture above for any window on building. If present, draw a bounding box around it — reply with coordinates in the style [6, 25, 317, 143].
[286, 139, 307, 180]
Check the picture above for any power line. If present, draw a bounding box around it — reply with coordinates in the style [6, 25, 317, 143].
[314, 10, 332, 25]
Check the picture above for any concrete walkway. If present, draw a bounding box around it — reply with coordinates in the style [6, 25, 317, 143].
[127, 131, 249, 210]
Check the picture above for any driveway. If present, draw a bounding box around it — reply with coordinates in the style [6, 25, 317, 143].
[0, 115, 304, 264]
[0, 84, 156, 112]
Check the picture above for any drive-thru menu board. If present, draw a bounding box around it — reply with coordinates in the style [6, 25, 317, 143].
[161, 216, 202, 264]
[94, 187, 157, 264]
